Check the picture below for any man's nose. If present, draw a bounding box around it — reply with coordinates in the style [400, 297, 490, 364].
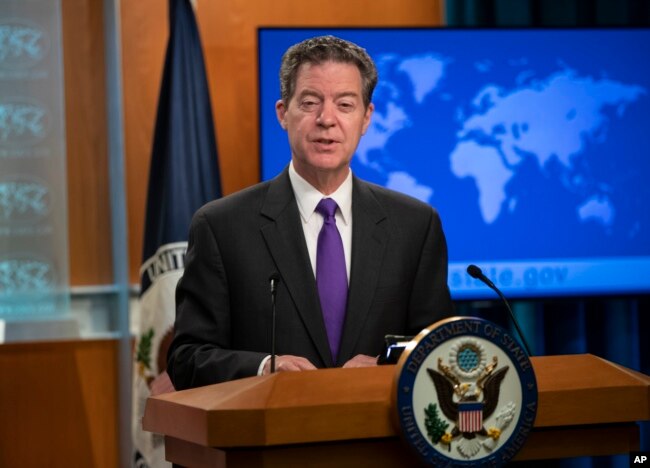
[316, 102, 336, 127]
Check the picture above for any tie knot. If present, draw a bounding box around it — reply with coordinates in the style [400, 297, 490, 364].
[316, 198, 338, 220]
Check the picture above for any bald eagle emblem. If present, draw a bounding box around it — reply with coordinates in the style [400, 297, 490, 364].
[425, 339, 516, 458]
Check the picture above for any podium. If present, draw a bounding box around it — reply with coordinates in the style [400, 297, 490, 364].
[143, 354, 650, 467]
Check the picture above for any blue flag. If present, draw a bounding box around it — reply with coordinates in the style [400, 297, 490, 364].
[132, 1, 221, 466]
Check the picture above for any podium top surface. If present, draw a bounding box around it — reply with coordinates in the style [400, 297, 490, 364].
[143, 354, 649, 448]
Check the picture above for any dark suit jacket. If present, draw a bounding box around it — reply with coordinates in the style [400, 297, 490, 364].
[167, 168, 453, 389]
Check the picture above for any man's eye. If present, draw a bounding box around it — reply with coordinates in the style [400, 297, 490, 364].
[339, 102, 355, 111]
[301, 100, 318, 108]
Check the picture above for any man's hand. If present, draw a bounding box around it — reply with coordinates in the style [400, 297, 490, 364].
[262, 355, 317, 375]
[342, 354, 378, 368]
[150, 370, 175, 396]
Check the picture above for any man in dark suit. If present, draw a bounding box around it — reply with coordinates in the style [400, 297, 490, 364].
[167, 35, 453, 389]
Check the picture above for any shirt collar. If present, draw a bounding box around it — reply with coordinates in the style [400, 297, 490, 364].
[288, 161, 352, 225]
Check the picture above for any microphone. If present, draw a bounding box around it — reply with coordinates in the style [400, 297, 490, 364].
[466, 264, 533, 356]
[269, 272, 281, 373]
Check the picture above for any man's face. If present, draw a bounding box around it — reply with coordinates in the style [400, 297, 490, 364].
[276, 61, 374, 184]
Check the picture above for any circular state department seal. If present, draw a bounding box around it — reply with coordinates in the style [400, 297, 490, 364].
[393, 317, 538, 467]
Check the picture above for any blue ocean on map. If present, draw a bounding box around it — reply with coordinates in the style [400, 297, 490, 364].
[259, 29, 650, 298]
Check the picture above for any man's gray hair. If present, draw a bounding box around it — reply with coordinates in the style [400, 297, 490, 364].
[279, 35, 378, 109]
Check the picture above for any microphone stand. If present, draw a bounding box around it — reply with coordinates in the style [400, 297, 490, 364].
[467, 265, 533, 356]
[270, 274, 279, 373]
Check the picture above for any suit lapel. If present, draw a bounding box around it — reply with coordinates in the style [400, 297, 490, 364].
[259, 169, 333, 367]
[337, 177, 388, 364]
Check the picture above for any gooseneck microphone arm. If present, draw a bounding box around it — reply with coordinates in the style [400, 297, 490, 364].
[467, 264, 533, 356]
[269, 272, 280, 373]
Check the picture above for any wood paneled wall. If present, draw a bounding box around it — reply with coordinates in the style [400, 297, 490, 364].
[121, 0, 444, 284]
[63, 0, 113, 285]
[0, 339, 119, 467]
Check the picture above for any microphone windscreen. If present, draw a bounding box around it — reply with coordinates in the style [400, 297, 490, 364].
[466, 264, 483, 279]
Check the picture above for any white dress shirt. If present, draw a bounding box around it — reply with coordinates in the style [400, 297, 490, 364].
[288, 161, 352, 283]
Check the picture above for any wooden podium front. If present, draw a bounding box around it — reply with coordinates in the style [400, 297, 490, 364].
[143, 354, 650, 467]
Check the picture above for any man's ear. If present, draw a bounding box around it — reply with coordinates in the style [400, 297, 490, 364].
[361, 102, 374, 135]
[275, 100, 287, 130]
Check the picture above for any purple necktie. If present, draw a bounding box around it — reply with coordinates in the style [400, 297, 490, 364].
[315, 198, 348, 362]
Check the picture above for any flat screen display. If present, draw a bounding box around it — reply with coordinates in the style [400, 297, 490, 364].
[258, 28, 650, 299]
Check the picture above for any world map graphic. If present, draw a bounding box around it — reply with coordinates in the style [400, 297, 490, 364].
[260, 29, 650, 297]
[356, 54, 645, 230]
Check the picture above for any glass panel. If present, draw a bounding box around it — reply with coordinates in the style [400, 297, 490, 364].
[0, 0, 72, 341]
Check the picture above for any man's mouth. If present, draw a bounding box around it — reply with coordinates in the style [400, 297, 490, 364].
[314, 138, 336, 145]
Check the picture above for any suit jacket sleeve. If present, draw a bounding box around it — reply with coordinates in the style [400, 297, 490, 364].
[407, 205, 453, 333]
[167, 209, 267, 390]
